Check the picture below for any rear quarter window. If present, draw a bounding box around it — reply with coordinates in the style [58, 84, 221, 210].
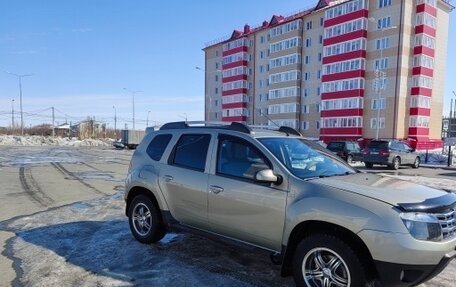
[146, 134, 172, 161]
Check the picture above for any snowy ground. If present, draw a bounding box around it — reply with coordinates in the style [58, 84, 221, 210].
[0, 146, 454, 287]
[0, 135, 113, 147]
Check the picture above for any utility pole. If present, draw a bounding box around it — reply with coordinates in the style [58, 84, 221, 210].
[11, 99, 15, 132]
[123, 88, 143, 130]
[4, 71, 33, 135]
[52, 107, 55, 137]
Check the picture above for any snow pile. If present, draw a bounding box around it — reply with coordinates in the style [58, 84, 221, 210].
[0, 135, 113, 147]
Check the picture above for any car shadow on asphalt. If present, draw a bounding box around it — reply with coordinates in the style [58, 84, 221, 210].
[13, 220, 293, 287]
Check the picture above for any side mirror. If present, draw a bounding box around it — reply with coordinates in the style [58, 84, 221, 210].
[255, 169, 282, 184]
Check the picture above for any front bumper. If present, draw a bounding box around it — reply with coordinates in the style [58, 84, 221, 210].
[374, 250, 456, 287]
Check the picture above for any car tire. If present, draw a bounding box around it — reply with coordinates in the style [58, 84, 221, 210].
[293, 233, 368, 287]
[346, 155, 354, 165]
[412, 157, 420, 169]
[391, 157, 400, 170]
[364, 162, 373, 169]
[128, 194, 166, 244]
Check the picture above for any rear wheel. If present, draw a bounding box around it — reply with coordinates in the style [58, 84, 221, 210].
[364, 162, 373, 169]
[128, 194, 166, 243]
[391, 157, 400, 170]
[293, 234, 367, 287]
[412, 157, 420, 169]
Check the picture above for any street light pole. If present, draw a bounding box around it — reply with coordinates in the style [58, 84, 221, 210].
[11, 99, 15, 131]
[4, 71, 33, 135]
[123, 88, 143, 130]
[112, 106, 117, 138]
[146, 110, 151, 127]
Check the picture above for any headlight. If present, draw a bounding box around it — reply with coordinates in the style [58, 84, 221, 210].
[400, 213, 442, 242]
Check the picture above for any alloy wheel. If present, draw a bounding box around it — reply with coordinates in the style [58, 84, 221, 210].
[302, 247, 351, 287]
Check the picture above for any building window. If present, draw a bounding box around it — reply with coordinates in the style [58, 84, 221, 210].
[319, 35, 323, 44]
[306, 21, 313, 30]
[316, 104, 321, 113]
[260, 36, 265, 44]
[377, 17, 392, 29]
[270, 37, 301, 53]
[302, 121, 309, 130]
[215, 75, 219, 82]
[303, 105, 309, 113]
[317, 70, 321, 79]
[215, 62, 219, 69]
[260, 65, 264, 73]
[304, 73, 310, 81]
[317, 87, 321, 96]
[376, 37, 390, 50]
[215, 87, 218, 94]
[378, 0, 392, 8]
[305, 55, 310, 64]
[260, 51, 265, 58]
[269, 70, 300, 84]
[269, 19, 302, 38]
[316, 121, 320, 129]
[371, 98, 386, 110]
[214, 100, 218, 107]
[318, 53, 322, 62]
[370, 118, 385, 129]
[304, 89, 308, 97]
[269, 53, 300, 69]
[320, 18, 324, 26]
[306, 38, 312, 47]
[374, 58, 389, 70]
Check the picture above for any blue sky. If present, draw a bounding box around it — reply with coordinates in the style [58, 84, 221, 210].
[0, 0, 454, 129]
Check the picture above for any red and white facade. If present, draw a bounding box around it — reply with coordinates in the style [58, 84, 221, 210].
[204, 0, 453, 149]
[408, 0, 437, 149]
[320, 0, 368, 142]
[221, 37, 250, 122]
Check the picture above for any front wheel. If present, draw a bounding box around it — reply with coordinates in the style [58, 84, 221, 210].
[128, 194, 166, 243]
[412, 157, 420, 169]
[293, 234, 367, 287]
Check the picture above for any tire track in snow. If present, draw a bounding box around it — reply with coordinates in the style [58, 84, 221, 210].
[19, 166, 54, 207]
[50, 162, 108, 195]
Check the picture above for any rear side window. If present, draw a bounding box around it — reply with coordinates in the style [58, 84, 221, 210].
[171, 134, 211, 171]
[327, 142, 344, 151]
[367, 141, 389, 149]
[146, 134, 172, 161]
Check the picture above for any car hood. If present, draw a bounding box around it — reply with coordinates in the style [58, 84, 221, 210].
[314, 172, 449, 208]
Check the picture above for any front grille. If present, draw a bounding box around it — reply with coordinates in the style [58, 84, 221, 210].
[436, 208, 456, 240]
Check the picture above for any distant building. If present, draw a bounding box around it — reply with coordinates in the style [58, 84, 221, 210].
[203, 0, 454, 149]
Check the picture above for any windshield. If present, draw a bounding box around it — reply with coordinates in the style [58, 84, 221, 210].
[326, 142, 344, 151]
[258, 137, 356, 179]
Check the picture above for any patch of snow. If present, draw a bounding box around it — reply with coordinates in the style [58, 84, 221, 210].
[0, 135, 113, 147]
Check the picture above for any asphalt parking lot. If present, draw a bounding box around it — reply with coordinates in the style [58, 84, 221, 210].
[0, 146, 454, 287]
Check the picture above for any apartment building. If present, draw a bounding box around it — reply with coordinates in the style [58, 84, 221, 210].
[203, 0, 453, 149]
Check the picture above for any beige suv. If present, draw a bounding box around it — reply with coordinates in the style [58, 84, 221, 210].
[125, 122, 456, 287]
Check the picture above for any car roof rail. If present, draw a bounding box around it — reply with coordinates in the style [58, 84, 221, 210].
[159, 121, 252, 134]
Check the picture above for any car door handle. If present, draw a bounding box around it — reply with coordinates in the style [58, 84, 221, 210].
[209, 185, 224, 194]
[163, 175, 174, 182]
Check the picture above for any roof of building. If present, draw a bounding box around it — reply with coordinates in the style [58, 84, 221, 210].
[203, 0, 342, 49]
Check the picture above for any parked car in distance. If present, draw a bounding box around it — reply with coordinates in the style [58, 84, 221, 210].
[363, 140, 421, 170]
[326, 141, 363, 163]
[125, 122, 455, 287]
